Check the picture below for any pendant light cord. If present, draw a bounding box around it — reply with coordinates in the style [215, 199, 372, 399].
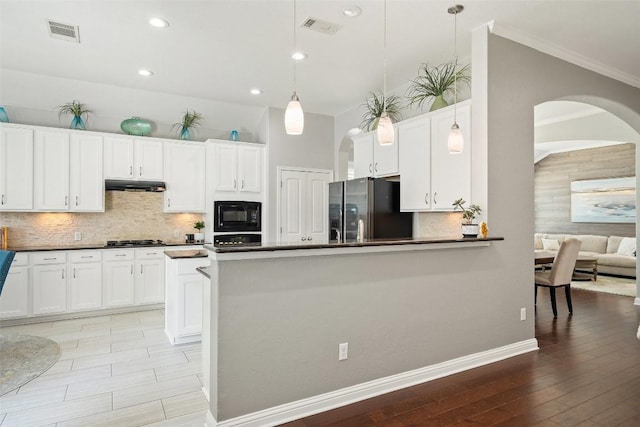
[453, 7, 458, 123]
[382, 0, 387, 114]
[293, 0, 297, 95]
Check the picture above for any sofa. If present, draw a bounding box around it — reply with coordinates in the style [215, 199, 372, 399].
[534, 233, 637, 278]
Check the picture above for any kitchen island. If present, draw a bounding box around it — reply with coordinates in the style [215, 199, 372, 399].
[199, 236, 537, 426]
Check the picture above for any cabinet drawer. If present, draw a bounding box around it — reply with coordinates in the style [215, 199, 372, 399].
[11, 253, 29, 266]
[31, 251, 67, 265]
[69, 250, 103, 263]
[103, 249, 134, 261]
[135, 248, 164, 260]
[178, 258, 209, 275]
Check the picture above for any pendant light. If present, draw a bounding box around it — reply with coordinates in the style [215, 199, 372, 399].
[447, 4, 464, 154]
[377, 0, 394, 146]
[285, 0, 304, 135]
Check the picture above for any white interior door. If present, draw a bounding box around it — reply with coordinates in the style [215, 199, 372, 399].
[280, 170, 306, 243]
[305, 171, 331, 244]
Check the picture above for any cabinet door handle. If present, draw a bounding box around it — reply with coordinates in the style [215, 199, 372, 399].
[433, 192, 438, 205]
[44, 257, 58, 261]
[65, 196, 68, 206]
[130, 265, 133, 275]
[75, 196, 79, 206]
[375, 162, 379, 173]
[61, 268, 65, 279]
[115, 254, 127, 257]
[241, 179, 245, 189]
[140, 265, 143, 274]
[81, 256, 92, 259]
[301, 237, 307, 241]
[167, 198, 171, 208]
[130, 166, 133, 176]
[139, 166, 142, 177]
[1, 194, 4, 205]
[73, 267, 76, 279]
[369, 164, 373, 174]
[308, 236, 313, 241]
[147, 252, 158, 256]
[425, 193, 429, 205]
[234, 179, 237, 189]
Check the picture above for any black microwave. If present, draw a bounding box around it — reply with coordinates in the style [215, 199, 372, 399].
[214, 201, 261, 232]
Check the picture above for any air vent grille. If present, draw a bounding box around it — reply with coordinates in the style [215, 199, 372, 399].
[47, 20, 80, 43]
[301, 17, 341, 35]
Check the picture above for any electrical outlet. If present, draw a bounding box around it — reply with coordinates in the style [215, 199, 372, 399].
[74, 232, 82, 241]
[520, 307, 526, 321]
[173, 230, 180, 239]
[339, 342, 348, 361]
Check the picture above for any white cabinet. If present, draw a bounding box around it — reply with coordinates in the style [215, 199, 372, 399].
[165, 255, 205, 344]
[211, 141, 264, 196]
[164, 141, 206, 212]
[135, 248, 165, 305]
[0, 125, 34, 210]
[32, 252, 67, 315]
[279, 169, 331, 244]
[399, 101, 472, 211]
[33, 130, 104, 212]
[104, 136, 163, 180]
[69, 251, 102, 311]
[103, 250, 135, 307]
[0, 253, 30, 319]
[352, 130, 399, 178]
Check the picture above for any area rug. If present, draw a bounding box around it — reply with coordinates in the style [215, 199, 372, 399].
[0, 334, 61, 396]
[571, 275, 637, 298]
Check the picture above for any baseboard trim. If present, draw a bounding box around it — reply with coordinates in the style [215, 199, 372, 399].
[208, 338, 538, 427]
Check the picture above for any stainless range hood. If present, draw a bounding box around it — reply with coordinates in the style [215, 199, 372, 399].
[104, 179, 166, 192]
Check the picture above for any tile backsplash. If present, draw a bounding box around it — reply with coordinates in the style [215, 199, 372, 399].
[1, 192, 204, 249]
[415, 211, 466, 238]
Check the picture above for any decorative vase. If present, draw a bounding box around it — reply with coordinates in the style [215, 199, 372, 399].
[120, 117, 151, 136]
[230, 130, 239, 141]
[461, 224, 479, 238]
[180, 127, 191, 140]
[70, 115, 86, 130]
[430, 95, 449, 111]
[0, 106, 9, 123]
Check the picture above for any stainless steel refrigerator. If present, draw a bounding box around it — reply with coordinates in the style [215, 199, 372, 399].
[329, 177, 413, 243]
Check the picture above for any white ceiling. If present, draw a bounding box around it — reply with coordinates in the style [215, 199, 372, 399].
[1, 0, 639, 116]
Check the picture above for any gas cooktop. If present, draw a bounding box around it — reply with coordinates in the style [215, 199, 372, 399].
[105, 239, 165, 247]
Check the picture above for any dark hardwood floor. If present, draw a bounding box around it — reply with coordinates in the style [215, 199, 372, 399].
[282, 288, 640, 426]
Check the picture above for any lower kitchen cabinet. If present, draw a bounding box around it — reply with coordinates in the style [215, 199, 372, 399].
[69, 251, 102, 311]
[32, 252, 67, 315]
[165, 256, 205, 344]
[0, 253, 30, 319]
[103, 250, 135, 308]
[135, 248, 165, 304]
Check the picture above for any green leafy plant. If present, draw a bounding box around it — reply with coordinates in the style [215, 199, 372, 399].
[360, 92, 403, 132]
[452, 198, 482, 224]
[194, 221, 205, 232]
[406, 62, 470, 110]
[173, 109, 203, 130]
[56, 100, 92, 120]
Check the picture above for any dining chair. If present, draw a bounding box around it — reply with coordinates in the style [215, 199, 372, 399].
[535, 238, 581, 318]
[0, 250, 16, 295]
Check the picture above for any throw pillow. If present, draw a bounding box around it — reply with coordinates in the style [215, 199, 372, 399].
[541, 238, 560, 251]
[617, 237, 636, 257]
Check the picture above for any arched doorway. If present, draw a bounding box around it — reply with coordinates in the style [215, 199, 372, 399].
[336, 128, 361, 181]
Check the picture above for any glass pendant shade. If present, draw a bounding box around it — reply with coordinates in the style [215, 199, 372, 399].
[377, 112, 395, 146]
[285, 93, 304, 135]
[448, 122, 463, 154]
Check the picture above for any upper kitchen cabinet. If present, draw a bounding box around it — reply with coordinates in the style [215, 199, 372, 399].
[104, 136, 163, 180]
[399, 100, 471, 211]
[0, 125, 34, 211]
[33, 129, 104, 212]
[209, 140, 264, 197]
[352, 130, 399, 178]
[164, 141, 206, 212]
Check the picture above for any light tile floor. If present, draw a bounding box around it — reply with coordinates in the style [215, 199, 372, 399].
[0, 310, 208, 426]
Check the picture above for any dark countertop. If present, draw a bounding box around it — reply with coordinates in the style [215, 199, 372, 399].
[205, 236, 504, 253]
[8, 242, 210, 252]
[165, 250, 209, 259]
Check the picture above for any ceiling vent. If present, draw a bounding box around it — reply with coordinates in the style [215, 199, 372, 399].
[46, 20, 80, 43]
[301, 17, 342, 35]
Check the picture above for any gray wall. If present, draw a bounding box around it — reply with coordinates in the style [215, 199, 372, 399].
[535, 144, 636, 236]
[266, 107, 335, 240]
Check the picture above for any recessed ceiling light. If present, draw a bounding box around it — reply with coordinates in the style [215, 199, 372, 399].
[138, 69, 154, 77]
[292, 51, 308, 61]
[149, 17, 169, 28]
[343, 6, 362, 17]
[250, 88, 262, 95]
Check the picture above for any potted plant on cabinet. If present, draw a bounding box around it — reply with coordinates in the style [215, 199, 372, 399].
[174, 109, 203, 140]
[360, 92, 403, 132]
[57, 100, 92, 130]
[406, 62, 470, 111]
[194, 221, 205, 243]
[452, 198, 482, 238]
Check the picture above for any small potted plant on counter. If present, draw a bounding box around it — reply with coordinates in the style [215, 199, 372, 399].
[452, 198, 482, 238]
[194, 221, 205, 243]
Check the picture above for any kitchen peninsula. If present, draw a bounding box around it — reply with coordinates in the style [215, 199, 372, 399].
[198, 236, 536, 426]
